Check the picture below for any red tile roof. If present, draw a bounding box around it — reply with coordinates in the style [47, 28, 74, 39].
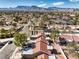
[60, 34, 79, 42]
[52, 43, 66, 59]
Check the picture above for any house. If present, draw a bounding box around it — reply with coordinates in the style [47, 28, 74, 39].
[9, 32, 67, 59]
[21, 33, 67, 59]
[59, 34, 79, 43]
[22, 33, 54, 59]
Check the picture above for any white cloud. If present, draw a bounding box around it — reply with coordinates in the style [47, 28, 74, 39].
[37, 4, 47, 7]
[52, 2, 64, 6]
[69, 0, 79, 2]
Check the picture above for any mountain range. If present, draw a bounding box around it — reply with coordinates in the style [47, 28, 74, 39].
[0, 6, 78, 12]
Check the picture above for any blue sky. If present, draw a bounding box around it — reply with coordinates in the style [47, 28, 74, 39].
[0, 0, 79, 8]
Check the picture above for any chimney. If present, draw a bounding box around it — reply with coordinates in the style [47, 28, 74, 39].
[33, 33, 49, 59]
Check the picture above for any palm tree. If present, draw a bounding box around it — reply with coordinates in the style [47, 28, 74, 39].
[50, 28, 60, 42]
[30, 19, 36, 35]
[13, 32, 26, 47]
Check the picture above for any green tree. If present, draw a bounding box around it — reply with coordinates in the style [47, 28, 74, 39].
[51, 28, 60, 42]
[67, 41, 77, 48]
[0, 28, 6, 33]
[0, 28, 8, 38]
[13, 32, 26, 47]
[0, 20, 4, 25]
[67, 41, 79, 58]
[34, 56, 37, 59]
[13, 16, 22, 22]
[71, 14, 79, 25]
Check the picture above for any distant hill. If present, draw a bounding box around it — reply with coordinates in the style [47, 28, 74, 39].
[16, 6, 48, 11]
[0, 5, 78, 12]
